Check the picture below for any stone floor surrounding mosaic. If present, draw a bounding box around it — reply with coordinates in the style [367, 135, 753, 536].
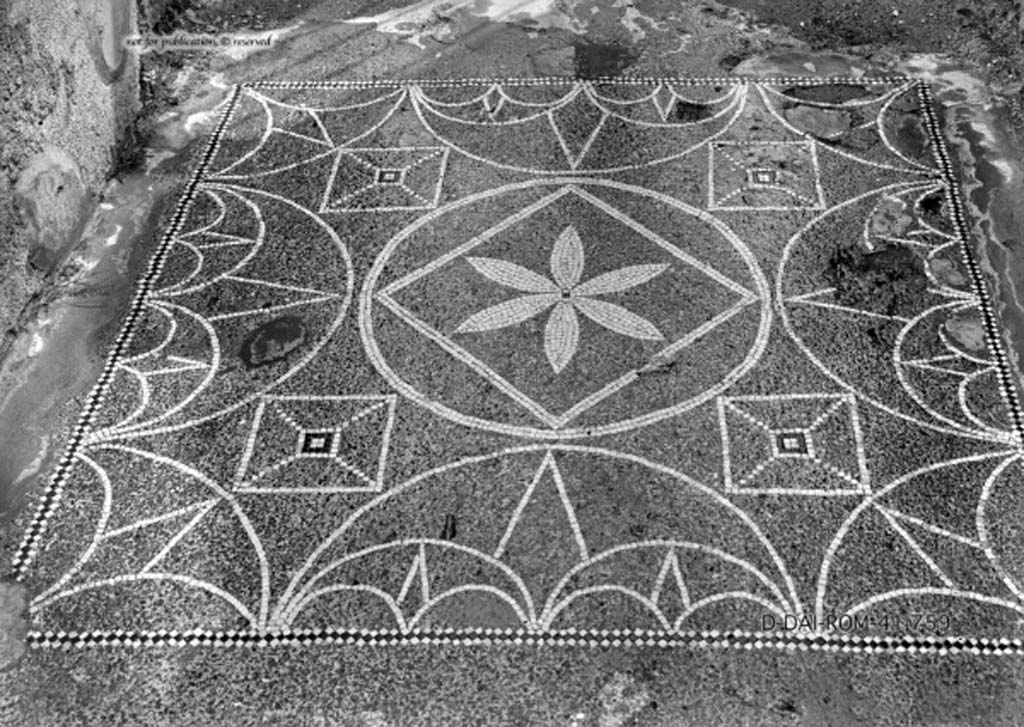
[11, 77, 1024, 653]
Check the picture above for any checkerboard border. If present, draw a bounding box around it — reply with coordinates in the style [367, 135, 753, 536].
[25, 627, 1024, 655]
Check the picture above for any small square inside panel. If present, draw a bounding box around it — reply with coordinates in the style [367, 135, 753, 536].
[300, 431, 334, 454]
[775, 430, 809, 456]
[376, 168, 404, 184]
[747, 168, 778, 186]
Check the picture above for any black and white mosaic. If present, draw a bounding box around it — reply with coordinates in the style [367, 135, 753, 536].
[11, 77, 1024, 654]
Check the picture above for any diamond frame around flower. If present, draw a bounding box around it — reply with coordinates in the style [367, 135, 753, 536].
[373, 184, 761, 433]
[454, 224, 670, 374]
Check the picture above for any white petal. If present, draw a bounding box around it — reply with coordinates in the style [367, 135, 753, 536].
[456, 294, 556, 333]
[551, 225, 585, 289]
[544, 302, 580, 373]
[574, 298, 664, 341]
[574, 263, 670, 297]
[465, 257, 558, 293]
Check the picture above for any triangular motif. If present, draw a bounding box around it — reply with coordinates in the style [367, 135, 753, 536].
[822, 508, 954, 617]
[271, 105, 334, 146]
[876, 506, 1022, 599]
[397, 544, 431, 630]
[877, 507, 956, 588]
[493, 452, 588, 605]
[122, 354, 208, 378]
[652, 83, 676, 122]
[178, 231, 256, 248]
[174, 275, 341, 322]
[34, 497, 221, 603]
[151, 500, 267, 625]
[786, 288, 912, 324]
[901, 354, 984, 378]
[547, 91, 608, 169]
[482, 85, 505, 116]
[650, 550, 691, 627]
[212, 134, 336, 179]
[875, 505, 981, 550]
[137, 500, 220, 574]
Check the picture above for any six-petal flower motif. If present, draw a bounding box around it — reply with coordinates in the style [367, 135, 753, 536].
[455, 225, 670, 373]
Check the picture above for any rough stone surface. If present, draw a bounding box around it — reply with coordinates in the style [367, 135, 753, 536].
[868, 196, 914, 239]
[675, 101, 714, 122]
[929, 256, 969, 287]
[527, 45, 575, 76]
[14, 148, 92, 275]
[239, 315, 307, 367]
[0, 580, 27, 670]
[0, 0, 140, 356]
[782, 105, 852, 139]
[782, 84, 877, 104]
[573, 40, 639, 78]
[892, 111, 930, 159]
[827, 244, 928, 318]
[945, 311, 989, 352]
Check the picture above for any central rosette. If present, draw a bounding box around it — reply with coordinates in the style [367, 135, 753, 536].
[456, 224, 669, 374]
[363, 182, 768, 438]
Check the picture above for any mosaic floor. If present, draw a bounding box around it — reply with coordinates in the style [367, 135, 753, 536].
[12, 77, 1024, 653]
